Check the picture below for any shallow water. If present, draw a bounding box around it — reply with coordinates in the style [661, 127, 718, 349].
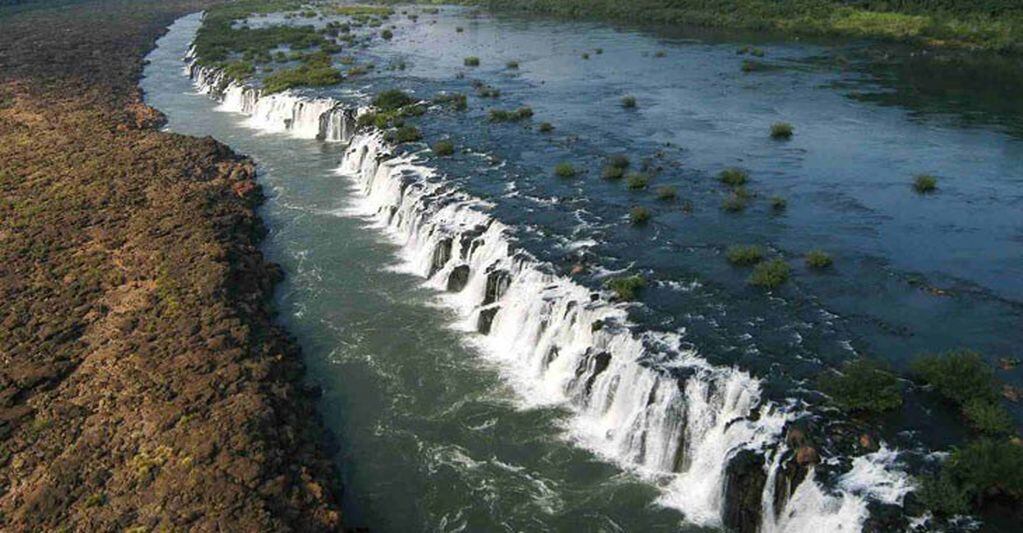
[144, 6, 1022, 531]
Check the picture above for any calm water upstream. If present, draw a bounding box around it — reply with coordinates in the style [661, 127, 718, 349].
[144, 6, 1022, 531]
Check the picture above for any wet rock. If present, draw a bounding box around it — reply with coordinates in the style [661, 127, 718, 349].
[477, 307, 499, 334]
[482, 269, 511, 305]
[859, 433, 879, 452]
[446, 265, 470, 292]
[723, 449, 767, 533]
[428, 238, 452, 278]
[584, 351, 612, 395]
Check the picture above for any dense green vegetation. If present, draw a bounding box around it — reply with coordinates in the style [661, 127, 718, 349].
[554, 162, 577, 177]
[463, 0, 1023, 53]
[630, 206, 651, 225]
[914, 173, 938, 193]
[919, 439, 1023, 517]
[749, 259, 790, 288]
[805, 249, 833, 268]
[770, 122, 794, 139]
[913, 350, 1014, 436]
[726, 244, 764, 266]
[606, 275, 646, 300]
[719, 167, 748, 187]
[432, 140, 455, 156]
[818, 358, 903, 414]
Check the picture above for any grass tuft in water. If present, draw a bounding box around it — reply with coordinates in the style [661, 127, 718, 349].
[771, 122, 794, 139]
[770, 196, 787, 212]
[537, 121, 554, 133]
[621, 95, 637, 108]
[656, 186, 677, 200]
[914, 174, 937, 194]
[432, 140, 454, 156]
[805, 250, 833, 269]
[719, 167, 748, 187]
[749, 259, 790, 288]
[464, 56, 480, 67]
[554, 162, 577, 178]
[726, 245, 764, 266]
[626, 172, 649, 190]
[630, 206, 651, 225]
[606, 275, 645, 301]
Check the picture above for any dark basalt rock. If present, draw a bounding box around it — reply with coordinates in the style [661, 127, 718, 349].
[447, 265, 470, 292]
[429, 238, 452, 278]
[773, 425, 819, 516]
[482, 269, 511, 305]
[723, 449, 768, 533]
[584, 351, 612, 395]
[477, 307, 500, 334]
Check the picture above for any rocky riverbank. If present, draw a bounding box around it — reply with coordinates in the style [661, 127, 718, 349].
[0, 0, 342, 530]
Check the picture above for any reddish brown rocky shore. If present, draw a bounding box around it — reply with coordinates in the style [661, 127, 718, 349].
[0, 0, 342, 530]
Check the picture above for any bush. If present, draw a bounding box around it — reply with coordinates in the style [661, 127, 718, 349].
[434, 92, 467, 111]
[721, 194, 748, 212]
[387, 125, 422, 143]
[962, 398, 1015, 435]
[516, 106, 533, 118]
[608, 154, 630, 169]
[606, 275, 645, 301]
[719, 167, 748, 187]
[223, 60, 255, 81]
[262, 64, 343, 94]
[914, 174, 937, 193]
[381, 29, 393, 39]
[621, 95, 637, 108]
[630, 206, 651, 225]
[626, 173, 648, 190]
[749, 259, 789, 288]
[537, 122, 554, 133]
[456, 26, 464, 32]
[655, 50, 666, 57]
[595, 47, 604, 54]
[913, 350, 998, 406]
[726, 245, 764, 266]
[921, 439, 1023, 517]
[656, 186, 677, 200]
[770, 196, 787, 211]
[373, 89, 416, 111]
[805, 250, 833, 269]
[488, 107, 532, 122]
[602, 166, 625, 180]
[432, 140, 455, 156]
[771, 122, 794, 139]
[554, 162, 577, 178]
[506, 60, 519, 69]
[818, 357, 903, 414]
[582, 52, 590, 59]
[464, 56, 480, 66]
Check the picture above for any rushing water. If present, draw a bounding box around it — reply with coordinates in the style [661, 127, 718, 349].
[143, 6, 1023, 532]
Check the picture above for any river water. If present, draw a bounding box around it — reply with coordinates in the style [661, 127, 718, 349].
[143, 6, 1022, 532]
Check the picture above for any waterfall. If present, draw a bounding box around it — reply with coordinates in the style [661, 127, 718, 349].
[185, 57, 358, 143]
[181, 50, 913, 531]
[334, 132, 910, 530]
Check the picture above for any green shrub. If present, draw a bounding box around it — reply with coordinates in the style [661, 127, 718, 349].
[602, 165, 625, 180]
[464, 56, 480, 66]
[595, 47, 604, 54]
[962, 398, 1015, 435]
[655, 50, 666, 57]
[554, 162, 577, 178]
[381, 29, 393, 39]
[373, 89, 415, 111]
[223, 60, 255, 81]
[582, 52, 590, 59]
[630, 206, 651, 225]
[741, 60, 763, 72]
[749, 259, 790, 288]
[818, 357, 903, 414]
[721, 194, 748, 212]
[626, 173, 648, 190]
[805, 250, 833, 269]
[770, 196, 787, 211]
[606, 275, 645, 301]
[608, 155, 630, 169]
[920, 439, 1023, 517]
[537, 122, 554, 133]
[621, 95, 637, 108]
[719, 167, 748, 187]
[433, 92, 467, 111]
[914, 174, 937, 193]
[516, 106, 533, 118]
[488, 107, 532, 122]
[726, 245, 764, 266]
[771, 122, 794, 139]
[386, 125, 422, 143]
[476, 85, 501, 98]
[456, 26, 464, 33]
[912, 350, 998, 406]
[506, 60, 519, 69]
[656, 186, 677, 200]
[432, 140, 455, 156]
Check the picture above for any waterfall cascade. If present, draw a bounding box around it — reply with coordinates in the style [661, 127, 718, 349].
[185, 55, 914, 532]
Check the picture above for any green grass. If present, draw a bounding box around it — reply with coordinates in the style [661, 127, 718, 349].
[818, 357, 903, 414]
[719, 168, 748, 187]
[433, 92, 468, 111]
[381, 28, 393, 39]
[554, 162, 577, 178]
[626, 172, 649, 190]
[506, 60, 520, 69]
[464, 56, 480, 67]
[606, 275, 645, 301]
[630, 206, 651, 225]
[432, 140, 455, 156]
[770, 122, 794, 139]
[608, 154, 630, 169]
[656, 186, 677, 200]
[385, 125, 422, 144]
[914, 174, 938, 193]
[262, 64, 342, 94]
[581, 52, 590, 59]
[602, 165, 625, 180]
[749, 259, 790, 288]
[770, 196, 787, 211]
[726, 245, 764, 266]
[913, 349, 1013, 436]
[621, 95, 637, 108]
[805, 250, 833, 269]
[373, 89, 416, 111]
[488, 107, 533, 122]
[537, 121, 554, 133]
